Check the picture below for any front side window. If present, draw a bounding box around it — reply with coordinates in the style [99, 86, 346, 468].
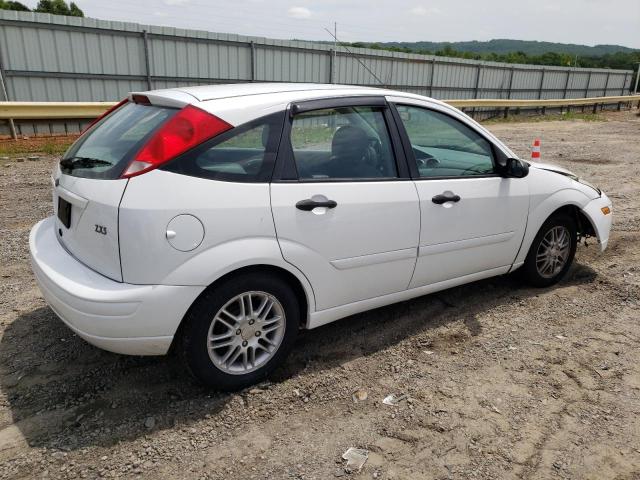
[290, 106, 398, 180]
[396, 105, 495, 178]
[162, 112, 284, 182]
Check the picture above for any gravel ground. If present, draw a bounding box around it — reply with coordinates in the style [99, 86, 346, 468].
[0, 110, 639, 479]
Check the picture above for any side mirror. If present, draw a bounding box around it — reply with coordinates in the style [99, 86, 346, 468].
[505, 158, 529, 178]
[495, 149, 528, 178]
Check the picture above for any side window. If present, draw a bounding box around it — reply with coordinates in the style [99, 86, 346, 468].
[162, 112, 283, 182]
[290, 106, 398, 180]
[396, 105, 495, 178]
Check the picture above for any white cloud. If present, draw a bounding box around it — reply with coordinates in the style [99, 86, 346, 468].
[164, 0, 190, 5]
[409, 5, 441, 16]
[287, 6, 312, 19]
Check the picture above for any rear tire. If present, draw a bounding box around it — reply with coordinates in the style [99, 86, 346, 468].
[180, 272, 300, 391]
[522, 213, 577, 287]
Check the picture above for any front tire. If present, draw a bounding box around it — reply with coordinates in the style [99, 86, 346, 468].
[180, 272, 300, 390]
[522, 213, 577, 287]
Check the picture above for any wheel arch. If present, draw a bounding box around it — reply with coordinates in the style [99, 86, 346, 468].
[169, 263, 313, 354]
[514, 189, 592, 266]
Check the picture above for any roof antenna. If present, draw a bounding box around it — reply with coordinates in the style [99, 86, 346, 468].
[323, 25, 387, 87]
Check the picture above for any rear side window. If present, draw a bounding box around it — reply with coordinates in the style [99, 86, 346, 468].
[61, 102, 175, 179]
[290, 106, 398, 180]
[161, 112, 285, 183]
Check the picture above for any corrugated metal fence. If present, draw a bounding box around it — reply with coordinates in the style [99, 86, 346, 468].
[0, 10, 635, 136]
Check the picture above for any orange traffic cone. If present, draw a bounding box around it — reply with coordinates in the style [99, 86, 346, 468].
[531, 138, 541, 160]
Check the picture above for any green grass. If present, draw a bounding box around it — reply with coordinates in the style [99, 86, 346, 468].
[0, 139, 74, 157]
[482, 111, 605, 125]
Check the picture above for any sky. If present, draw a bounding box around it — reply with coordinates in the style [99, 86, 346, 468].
[21, 0, 640, 48]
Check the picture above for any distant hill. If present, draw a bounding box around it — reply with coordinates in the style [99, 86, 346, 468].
[375, 39, 637, 56]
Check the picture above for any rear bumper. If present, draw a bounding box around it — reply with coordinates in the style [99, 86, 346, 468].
[582, 192, 613, 252]
[29, 217, 204, 355]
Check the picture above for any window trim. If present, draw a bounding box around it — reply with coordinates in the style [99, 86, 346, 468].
[272, 98, 411, 183]
[390, 102, 502, 181]
[160, 111, 286, 183]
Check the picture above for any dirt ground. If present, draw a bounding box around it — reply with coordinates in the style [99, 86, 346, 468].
[0, 110, 639, 480]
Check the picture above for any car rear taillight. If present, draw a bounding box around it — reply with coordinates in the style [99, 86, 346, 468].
[121, 105, 232, 178]
[81, 98, 128, 135]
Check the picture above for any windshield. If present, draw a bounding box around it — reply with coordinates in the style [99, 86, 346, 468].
[61, 102, 176, 179]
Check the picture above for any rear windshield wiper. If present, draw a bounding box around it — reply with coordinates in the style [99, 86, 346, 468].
[60, 157, 112, 170]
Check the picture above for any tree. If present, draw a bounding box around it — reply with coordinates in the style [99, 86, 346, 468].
[0, 0, 31, 11]
[34, 0, 84, 17]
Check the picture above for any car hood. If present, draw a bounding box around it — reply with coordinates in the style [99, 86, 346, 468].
[529, 161, 575, 176]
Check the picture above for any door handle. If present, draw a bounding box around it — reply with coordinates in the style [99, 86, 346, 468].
[431, 193, 461, 205]
[296, 199, 338, 211]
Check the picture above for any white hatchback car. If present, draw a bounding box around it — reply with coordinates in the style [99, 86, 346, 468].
[30, 83, 612, 390]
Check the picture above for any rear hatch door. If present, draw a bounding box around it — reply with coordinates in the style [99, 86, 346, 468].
[53, 100, 177, 281]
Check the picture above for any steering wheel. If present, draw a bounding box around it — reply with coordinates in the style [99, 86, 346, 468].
[414, 148, 439, 169]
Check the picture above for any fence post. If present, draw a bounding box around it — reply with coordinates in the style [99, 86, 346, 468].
[506, 66, 514, 99]
[603, 71, 610, 97]
[582, 71, 592, 113]
[429, 58, 436, 98]
[504, 67, 514, 118]
[0, 44, 17, 139]
[142, 30, 152, 90]
[250, 41, 256, 81]
[621, 72, 628, 95]
[328, 49, 335, 84]
[538, 68, 545, 100]
[563, 69, 571, 99]
[471, 64, 482, 118]
[474, 64, 482, 98]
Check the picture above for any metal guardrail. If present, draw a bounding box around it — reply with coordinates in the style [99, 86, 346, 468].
[0, 101, 116, 120]
[0, 95, 639, 136]
[446, 95, 640, 108]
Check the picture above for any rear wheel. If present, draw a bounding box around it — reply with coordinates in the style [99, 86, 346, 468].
[180, 272, 300, 390]
[522, 213, 577, 287]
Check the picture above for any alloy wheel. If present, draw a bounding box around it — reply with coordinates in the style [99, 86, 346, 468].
[535, 226, 571, 279]
[207, 291, 286, 374]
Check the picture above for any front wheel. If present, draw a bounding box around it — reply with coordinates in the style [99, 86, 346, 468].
[180, 272, 300, 390]
[521, 213, 577, 287]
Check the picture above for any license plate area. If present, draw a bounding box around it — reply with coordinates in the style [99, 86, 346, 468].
[58, 196, 72, 228]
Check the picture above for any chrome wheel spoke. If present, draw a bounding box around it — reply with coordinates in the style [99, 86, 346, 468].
[257, 298, 274, 321]
[248, 346, 256, 368]
[209, 331, 233, 342]
[211, 338, 235, 349]
[221, 345, 239, 365]
[263, 322, 282, 334]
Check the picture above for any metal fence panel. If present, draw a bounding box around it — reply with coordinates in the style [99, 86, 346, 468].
[0, 9, 634, 136]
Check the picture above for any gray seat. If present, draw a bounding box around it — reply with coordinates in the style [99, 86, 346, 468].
[327, 125, 382, 178]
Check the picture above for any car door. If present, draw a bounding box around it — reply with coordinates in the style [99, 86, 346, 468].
[388, 98, 529, 288]
[270, 97, 420, 311]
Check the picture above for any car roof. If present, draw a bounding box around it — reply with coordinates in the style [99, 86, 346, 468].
[136, 82, 437, 126]
[149, 82, 383, 102]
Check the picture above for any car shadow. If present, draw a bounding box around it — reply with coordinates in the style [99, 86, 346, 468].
[0, 262, 597, 452]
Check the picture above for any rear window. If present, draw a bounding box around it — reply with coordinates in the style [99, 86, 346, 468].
[60, 102, 175, 179]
